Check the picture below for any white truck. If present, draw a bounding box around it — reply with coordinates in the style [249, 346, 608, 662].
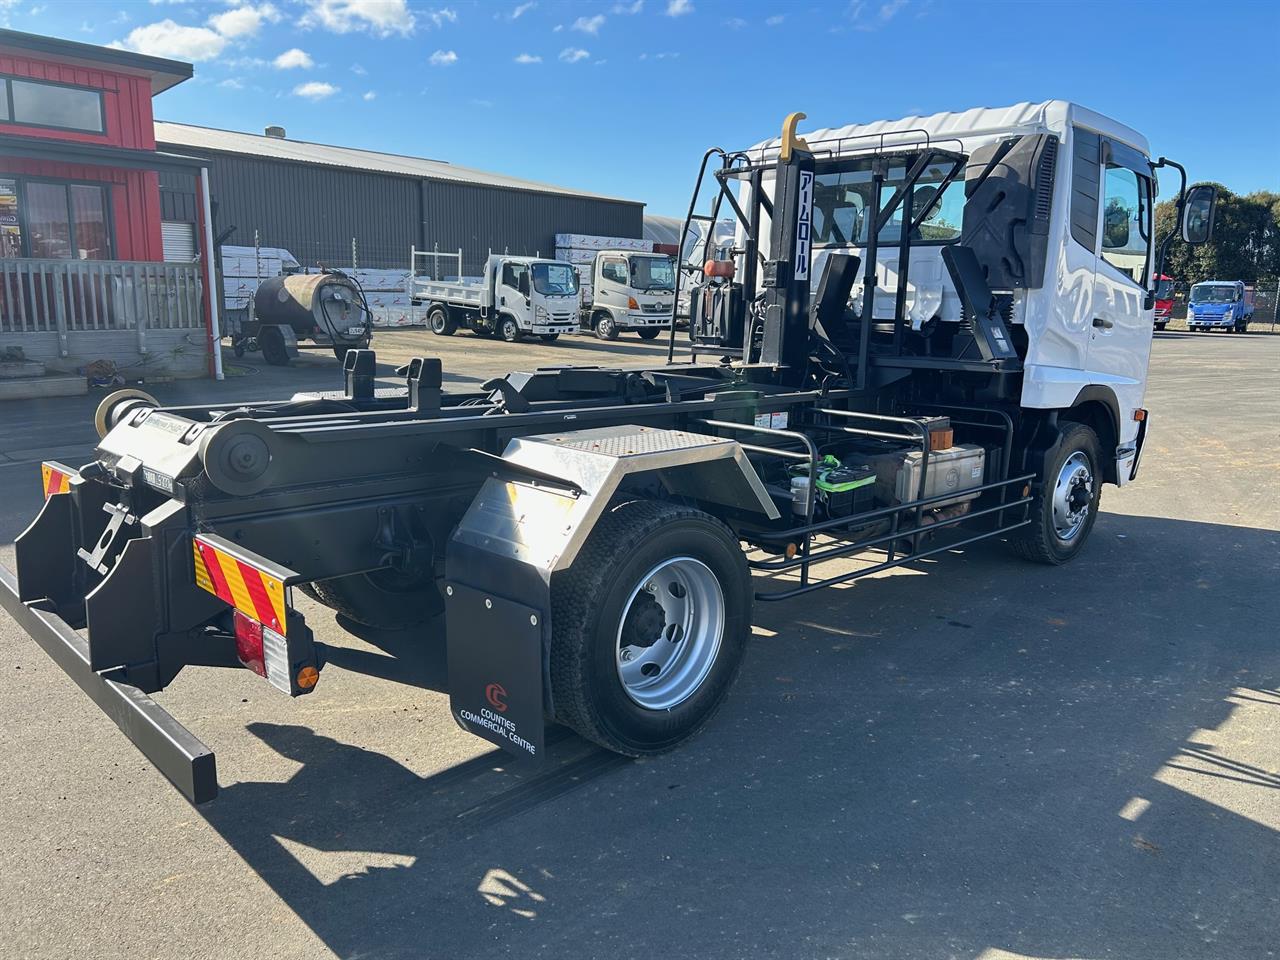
[409, 251, 580, 342]
[579, 250, 677, 341]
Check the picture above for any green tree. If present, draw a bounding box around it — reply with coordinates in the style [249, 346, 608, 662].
[1155, 184, 1280, 285]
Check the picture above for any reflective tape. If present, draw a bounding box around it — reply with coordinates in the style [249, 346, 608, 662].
[192, 536, 288, 634]
[41, 463, 72, 499]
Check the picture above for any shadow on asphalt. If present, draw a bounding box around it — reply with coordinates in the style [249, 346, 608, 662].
[198, 512, 1279, 960]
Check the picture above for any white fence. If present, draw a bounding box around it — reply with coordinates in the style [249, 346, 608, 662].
[1, 258, 204, 357]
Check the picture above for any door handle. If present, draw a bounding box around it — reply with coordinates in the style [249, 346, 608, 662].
[1092, 317, 1114, 330]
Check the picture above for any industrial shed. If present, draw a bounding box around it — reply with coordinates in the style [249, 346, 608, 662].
[152, 122, 645, 274]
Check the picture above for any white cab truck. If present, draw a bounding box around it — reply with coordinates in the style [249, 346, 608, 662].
[581, 250, 677, 340]
[410, 251, 580, 342]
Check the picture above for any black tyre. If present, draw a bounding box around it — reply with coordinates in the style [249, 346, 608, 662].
[333, 345, 351, 362]
[1153, 322, 1166, 332]
[259, 326, 289, 366]
[429, 306, 456, 336]
[594, 312, 619, 341]
[550, 499, 751, 755]
[309, 568, 443, 630]
[637, 328, 661, 340]
[500, 316, 521, 342]
[539, 333, 560, 342]
[1009, 422, 1102, 565]
[232, 339, 246, 357]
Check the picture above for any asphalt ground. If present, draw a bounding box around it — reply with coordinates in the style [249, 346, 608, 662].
[0, 327, 1277, 960]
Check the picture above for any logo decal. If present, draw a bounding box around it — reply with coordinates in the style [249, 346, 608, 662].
[794, 169, 814, 282]
[485, 682, 508, 713]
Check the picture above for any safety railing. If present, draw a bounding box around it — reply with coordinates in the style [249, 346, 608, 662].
[0, 258, 204, 355]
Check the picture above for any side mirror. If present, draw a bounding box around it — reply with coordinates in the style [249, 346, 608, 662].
[518, 274, 530, 297]
[1181, 184, 1217, 245]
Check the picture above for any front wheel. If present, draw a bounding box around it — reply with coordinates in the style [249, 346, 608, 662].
[594, 312, 619, 341]
[500, 316, 521, 342]
[1009, 422, 1102, 565]
[550, 500, 751, 755]
[637, 328, 662, 340]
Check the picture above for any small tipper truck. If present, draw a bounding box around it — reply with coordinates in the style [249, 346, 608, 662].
[0, 101, 1215, 804]
[409, 250, 580, 342]
[1186, 280, 1253, 332]
[580, 250, 677, 341]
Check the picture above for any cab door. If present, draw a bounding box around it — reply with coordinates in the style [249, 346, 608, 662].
[498, 260, 532, 327]
[597, 256, 630, 312]
[1085, 138, 1155, 432]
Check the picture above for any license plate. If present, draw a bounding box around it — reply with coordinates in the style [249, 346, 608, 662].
[346, 325, 365, 336]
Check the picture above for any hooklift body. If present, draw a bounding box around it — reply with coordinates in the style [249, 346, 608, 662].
[0, 101, 1214, 804]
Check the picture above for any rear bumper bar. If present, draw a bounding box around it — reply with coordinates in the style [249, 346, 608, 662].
[0, 563, 217, 804]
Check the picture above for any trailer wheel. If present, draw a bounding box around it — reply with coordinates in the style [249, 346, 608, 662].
[429, 306, 456, 336]
[637, 328, 661, 340]
[550, 499, 750, 755]
[594, 312, 619, 341]
[259, 326, 290, 366]
[310, 568, 443, 630]
[500, 316, 522, 342]
[1009, 422, 1102, 565]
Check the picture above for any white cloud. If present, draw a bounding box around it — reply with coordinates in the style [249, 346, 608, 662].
[572, 13, 604, 33]
[425, 6, 457, 28]
[428, 49, 457, 66]
[513, 52, 542, 64]
[351, 62, 367, 74]
[848, 0, 907, 30]
[112, 20, 227, 61]
[218, 77, 244, 89]
[665, 0, 692, 15]
[510, 1, 535, 17]
[273, 47, 314, 69]
[293, 80, 338, 99]
[612, 0, 642, 11]
[725, 16, 745, 28]
[208, 3, 280, 39]
[558, 47, 589, 63]
[301, 0, 415, 37]
[552, 23, 562, 31]
[765, 14, 784, 25]
[362, 90, 376, 100]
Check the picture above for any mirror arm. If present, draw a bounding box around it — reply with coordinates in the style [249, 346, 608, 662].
[1150, 157, 1188, 291]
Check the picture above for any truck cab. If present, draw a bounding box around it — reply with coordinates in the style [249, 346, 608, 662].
[1186, 279, 1252, 332]
[585, 250, 676, 340]
[1153, 274, 1174, 330]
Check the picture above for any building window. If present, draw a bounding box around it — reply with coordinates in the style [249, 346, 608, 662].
[0, 178, 20, 258]
[22, 180, 112, 260]
[2, 76, 106, 134]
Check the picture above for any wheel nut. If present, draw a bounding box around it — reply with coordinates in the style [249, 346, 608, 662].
[621, 649, 634, 662]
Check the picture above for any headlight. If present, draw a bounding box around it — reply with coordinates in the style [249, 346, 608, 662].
[1187, 306, 1195, 316]
[535, 306, 548, 322]
[1222, 308, 1234, 320]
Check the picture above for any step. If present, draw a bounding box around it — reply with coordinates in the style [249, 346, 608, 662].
[0, 359, 47, 379]
[0, 374, 87, 401]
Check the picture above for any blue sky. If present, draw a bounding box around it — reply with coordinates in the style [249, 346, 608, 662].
[6, 0, 1277, 216]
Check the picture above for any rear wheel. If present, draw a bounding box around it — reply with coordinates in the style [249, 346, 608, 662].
[500, 316, 521, 342]
[429, 305, 456, 336]
[1009, 422, 1102, 565]
[310, 568, 442, 630]
[550, 500, 750, 755]
[637, 328, 661, 340]
[259, 326, 289, 366]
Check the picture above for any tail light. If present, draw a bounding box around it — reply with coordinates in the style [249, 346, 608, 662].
[232, 608, 295, 694]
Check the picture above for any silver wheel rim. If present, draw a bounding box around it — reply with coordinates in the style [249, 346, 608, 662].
[615, 557, 724, 710]
[503, 320, 517, 340]
[1052, 450, 1094, 542]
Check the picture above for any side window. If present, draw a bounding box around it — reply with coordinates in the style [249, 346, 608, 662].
[601, 259, 627, 283]
[1099, 165, 1149, 285]
[501, 262, 526, 289]
[1070, 128, 1101, 252]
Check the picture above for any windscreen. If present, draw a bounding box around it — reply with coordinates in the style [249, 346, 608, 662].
[532, 262, 579, 295]
[1190, 284, 1236, 304]
[630, 256, 675, 291]
[1154, 277, 1174, 300]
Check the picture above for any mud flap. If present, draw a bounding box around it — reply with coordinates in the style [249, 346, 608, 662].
[445, 581, 545, 760]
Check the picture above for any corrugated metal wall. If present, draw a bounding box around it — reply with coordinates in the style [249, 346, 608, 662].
[158, 147, 644, 272]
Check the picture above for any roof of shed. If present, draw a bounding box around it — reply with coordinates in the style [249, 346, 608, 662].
[154, 121, 642, 205]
